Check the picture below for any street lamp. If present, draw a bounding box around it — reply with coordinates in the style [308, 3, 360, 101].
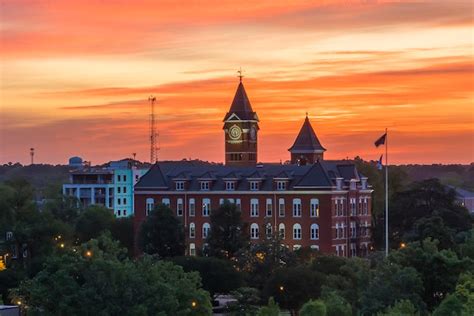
[85, 251, 92, 257]
[279, 285, 284, 292]
[191, 300, 197, 308]
[400, 242, 406, 249]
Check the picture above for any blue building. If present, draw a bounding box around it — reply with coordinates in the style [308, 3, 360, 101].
[62, 159, 148, 217]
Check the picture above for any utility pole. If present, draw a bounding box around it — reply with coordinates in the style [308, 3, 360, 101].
[30, 148, 35, 165]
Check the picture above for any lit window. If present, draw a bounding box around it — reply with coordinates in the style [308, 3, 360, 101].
[202, 198, 210, 216]
[189, 198, 196, 216]
[250, 199, 259, 217]
[266, 223, 272, 238]
[311, 224, 319, 240]
[310, 199, 319, 217]
[177, 198, 183, 216]
[189, 243, 196, 256]
[250, 223, 259, 239]
[293, 198, 302, 217]
[293, 223, 302, 240]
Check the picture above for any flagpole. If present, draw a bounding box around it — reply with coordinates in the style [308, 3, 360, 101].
[385, 128, 389, 257]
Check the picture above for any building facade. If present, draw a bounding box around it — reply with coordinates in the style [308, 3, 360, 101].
[63, 159, 148, 217]
[134, 80, 373, 257]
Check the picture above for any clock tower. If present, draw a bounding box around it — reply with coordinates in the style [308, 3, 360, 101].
[223, 77, 259, 167]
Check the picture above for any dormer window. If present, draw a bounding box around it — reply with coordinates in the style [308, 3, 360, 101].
[175, 181, 185, 191]
[200, 181, 210, 191]
[225, 181, 236, 191]
[250, 181, 259, 191]
[276, 181, 287, 191]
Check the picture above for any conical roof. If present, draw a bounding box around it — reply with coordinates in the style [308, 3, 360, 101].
[223, 82, 258, 121]
[288, 116, 326, 152]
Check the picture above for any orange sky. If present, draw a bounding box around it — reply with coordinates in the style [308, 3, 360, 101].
[1, 0, 473, 165]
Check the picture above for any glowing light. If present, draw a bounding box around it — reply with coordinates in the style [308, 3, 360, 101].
[16, 300, 22, 305]
[85, 251, 92, 257]
[279, 285, 284, 291]
[191, 301, 197, 308]
[60, 243, 65, 248]
[400, 242, 406, 249]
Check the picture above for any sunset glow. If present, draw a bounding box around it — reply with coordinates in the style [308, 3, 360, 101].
[1, 0, 473, 164]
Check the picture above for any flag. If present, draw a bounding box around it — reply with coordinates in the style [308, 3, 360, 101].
[377, 155, 383, 170]
[374, 133, 387, 147]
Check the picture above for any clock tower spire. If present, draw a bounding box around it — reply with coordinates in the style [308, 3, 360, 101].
[223, 72, 259, 166]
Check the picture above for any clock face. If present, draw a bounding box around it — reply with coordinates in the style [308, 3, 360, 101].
[250, 126, 257, 140]
[229, 125, 242, 140]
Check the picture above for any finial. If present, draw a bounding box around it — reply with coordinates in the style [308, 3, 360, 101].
[306, 111, 308, 117]
[237, 67, 244, 82]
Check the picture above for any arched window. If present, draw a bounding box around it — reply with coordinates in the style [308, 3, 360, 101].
[177, 198, 183, 216]
[162, 198, 170, 207]
[278, 198, 285, 217]
[293, 223, 302, 240]
[293, 198, 302, 217]
[202, 223, 210, 239]
[250, 223, 259, 239]
[310, 199, 319, 217]
[278, 223, 285, 239]
[310, 223, 319, 240]
[265, 223, 272, 238]
[189, 198, 195, 216]
[146, 198, 154, 215]
[189, 223, 196, 238]
[202, 198, 211, 216]
[250, 199, 259, 217]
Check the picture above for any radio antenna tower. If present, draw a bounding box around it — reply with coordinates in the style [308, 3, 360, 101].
[30, 148, 35, 165]
[148, 96, 159, 164]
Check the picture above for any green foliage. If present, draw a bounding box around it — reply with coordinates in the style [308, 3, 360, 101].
[110, 216, 134, 256]
[138, 203, 185, 258]
[299, 299, 327, 316]
[263, 265, 323, 312]
[322, 291, 352, 316]
[228, 287, 261, 316]
[360, 261, 425, 315]
[389, 238, 473, 310]
[11, 234, 212, 315]
[172, 256, 244, 298]
[207, 202, 249, 258]
[433, 272, 474, 316]
[75, 204, 115, 242]
[377, 299, 419, 316]
[257, 297, 280, 316]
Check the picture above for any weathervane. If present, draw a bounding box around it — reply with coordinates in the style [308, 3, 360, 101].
[237, 67, 244, 82]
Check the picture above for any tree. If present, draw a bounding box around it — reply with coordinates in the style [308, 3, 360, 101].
[11, 234, 212, 315]
[227, 287, 261, 316]
[389, 238, 472, 310]
[378, 300, 419, 316]
[172, 256, 244, 298]
[360, 261, 425, 315]
[257, 297, 280, 316]
[433, 272, 474, 316]
[110, 216, 134, 257]
[322, 291, 351, 316]
[299, 299, 326, 316]
[138, 204, 185, 258]
[75, 205, 115, 242]
[207, 202, 248, 258]
[263, 265, 324, 313]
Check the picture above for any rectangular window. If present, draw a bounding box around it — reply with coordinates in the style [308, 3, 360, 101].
[236, 199, 241, 211]
[146, 198, 154, 215]
[250, 181, 259, 191]
[190, 243, 196, 256]
[176, 181, 185, 191]
[266, 198, 272, 217]
[278, 198, 285, 217]
[310, 199, 319, 217]
[189, 224, 195, 238]
[350, 221, 356, 238]
[189, 198, 195, 216]
[117, 175, 121, 182]
[250, 199, 259, 217]
[123, 186, 127, 194]
[117, 198, 121, 205]
[293, 199, 302, 217]
[364, 197, 368, 215]
[202, 198, 210, 216]
[177, 198, 183, 216]
[123, 198, 127, 205]
[117, 187, 121, 194]
[162, 198, 170, 207]
[225, 181, 235, 191]
[350, 198, 356, 216]
[276, 181, 286, 190]
[358, 198, 363, 215]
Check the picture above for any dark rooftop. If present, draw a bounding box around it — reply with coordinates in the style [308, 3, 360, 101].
[288, 115, 326, 153]
[223, 82, 259, 121]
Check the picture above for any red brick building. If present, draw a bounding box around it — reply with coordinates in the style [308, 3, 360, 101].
[134, 80, 373, 257]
